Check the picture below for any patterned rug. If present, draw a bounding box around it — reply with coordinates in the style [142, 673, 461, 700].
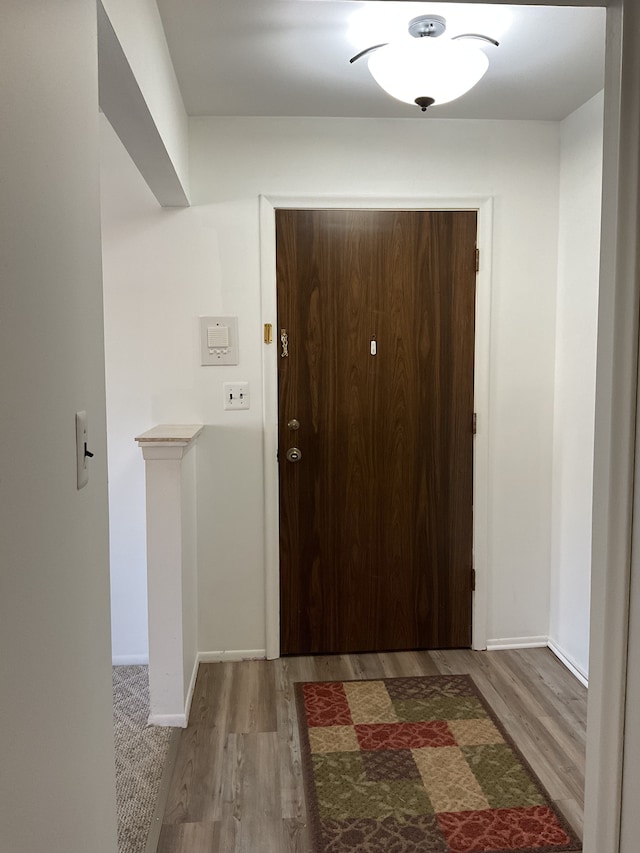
[295, 675, 581, 853]
[113, 666, 174, 853]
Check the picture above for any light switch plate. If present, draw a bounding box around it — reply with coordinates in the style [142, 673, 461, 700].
[200, 316, 239, 365]
[76, 411, 89, 490]
[223, 382, 250, 410]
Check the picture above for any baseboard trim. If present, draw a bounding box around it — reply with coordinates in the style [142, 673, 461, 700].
[198, 649, 266, 663]
[547, 639, 589, 687]
[148, 712, 188, 727]
[183, 655, 199, 726]
[485, 636, 589, 687]
[486, 636, 548, 650]
[112, 654, 149, 666]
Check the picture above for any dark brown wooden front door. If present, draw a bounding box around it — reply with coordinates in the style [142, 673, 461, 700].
[276, 209, 477, 655]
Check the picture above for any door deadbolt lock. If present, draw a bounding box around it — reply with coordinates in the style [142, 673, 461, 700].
[287, 418, 300, 430]
[286, 447, 302, 463]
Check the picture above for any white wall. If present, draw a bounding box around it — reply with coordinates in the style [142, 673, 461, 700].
[549, 91, 604, 682]
[0, 3, 117, 852]
[101, 114, 153, 662]
[102, 114, 561, 656]
[100, 114, 218, 662]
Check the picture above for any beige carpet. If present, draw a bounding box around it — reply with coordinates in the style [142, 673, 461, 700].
[113, 666, 174, 853]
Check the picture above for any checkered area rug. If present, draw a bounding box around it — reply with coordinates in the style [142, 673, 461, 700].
[295, 674, 581, 853]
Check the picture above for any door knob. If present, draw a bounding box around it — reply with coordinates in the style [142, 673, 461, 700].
[286, 447, 303, 463]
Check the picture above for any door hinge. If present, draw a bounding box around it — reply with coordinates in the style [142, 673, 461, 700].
[475, 247, 480, 273]
[473, 412, 477, 435]
[471, 568, 476, 591]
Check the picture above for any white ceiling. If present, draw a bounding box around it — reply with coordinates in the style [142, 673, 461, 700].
[156, 1, 606, 121]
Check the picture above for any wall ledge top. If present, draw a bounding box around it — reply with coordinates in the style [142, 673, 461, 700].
[135, 424, 204, 445]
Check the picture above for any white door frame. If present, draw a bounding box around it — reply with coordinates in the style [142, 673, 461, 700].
[260, 195, 493, 655]
[581, 4, 640, 853]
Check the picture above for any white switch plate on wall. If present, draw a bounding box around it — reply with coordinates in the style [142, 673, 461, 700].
[223, 382, 250, 410]
[200, 316, 239, 365]
[76, 411, 89, 489]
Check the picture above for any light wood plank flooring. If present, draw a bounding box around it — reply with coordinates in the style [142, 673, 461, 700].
[157, 649, 586, 853]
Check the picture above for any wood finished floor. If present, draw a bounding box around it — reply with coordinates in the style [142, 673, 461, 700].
[157, 648, 586, 853]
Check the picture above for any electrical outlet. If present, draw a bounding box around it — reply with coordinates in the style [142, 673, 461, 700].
[223, 382, 250, 410]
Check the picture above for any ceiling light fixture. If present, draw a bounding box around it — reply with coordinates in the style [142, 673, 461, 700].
[350, 15, 499, 113]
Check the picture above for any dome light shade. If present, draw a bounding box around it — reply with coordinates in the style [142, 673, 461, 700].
[367, 38, 489, 108]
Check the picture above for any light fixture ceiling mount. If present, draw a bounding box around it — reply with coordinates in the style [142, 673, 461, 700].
[407, 15, 447, 39]
[350, 15, 499, 112]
